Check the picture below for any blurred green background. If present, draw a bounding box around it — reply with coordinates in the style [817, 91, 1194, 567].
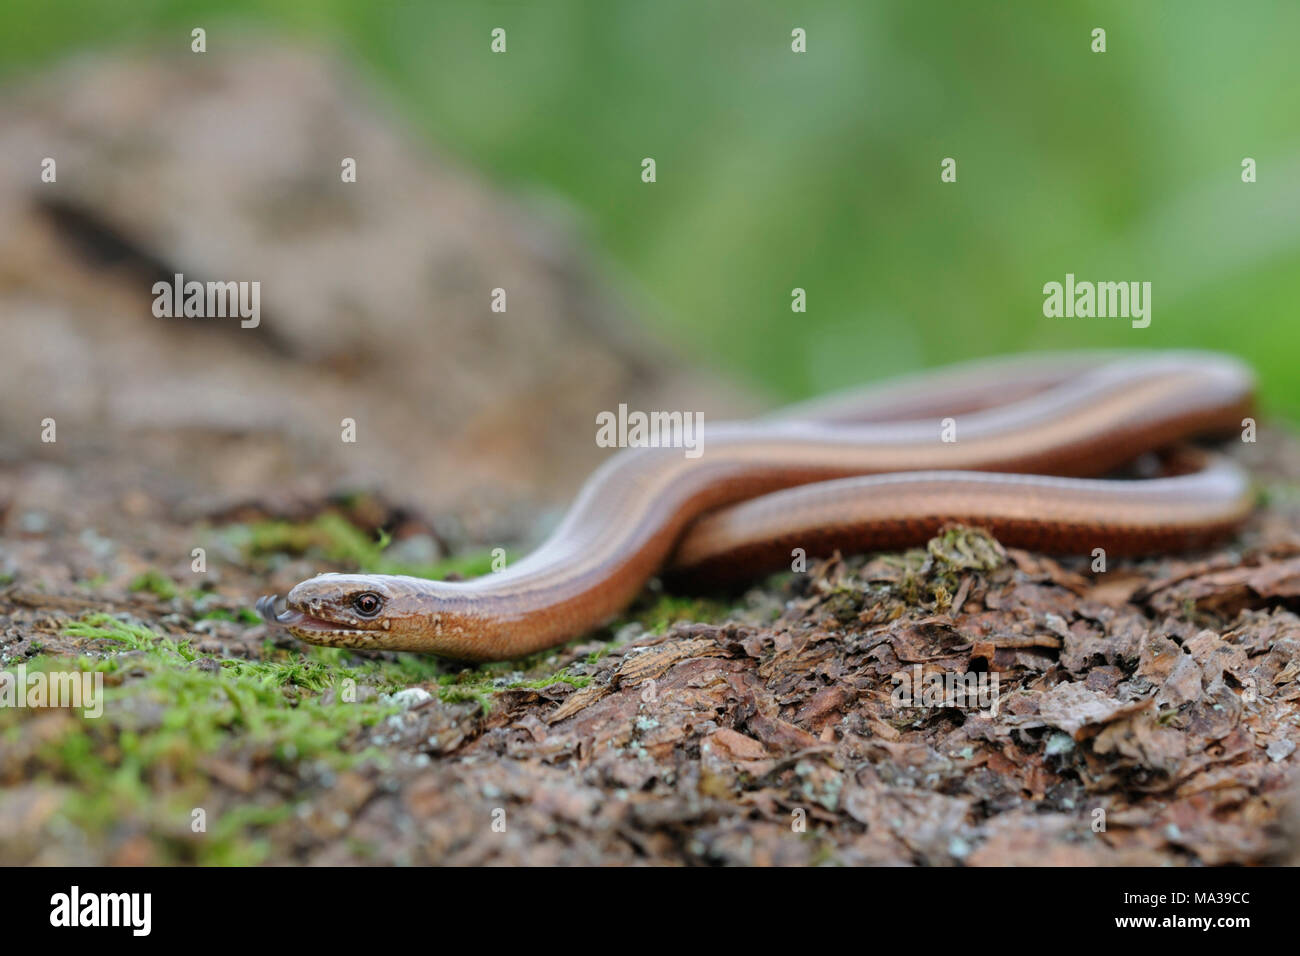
[5, 1, 1298, 415]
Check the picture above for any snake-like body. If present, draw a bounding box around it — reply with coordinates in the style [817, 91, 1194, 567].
[258, 352, 1255, 660]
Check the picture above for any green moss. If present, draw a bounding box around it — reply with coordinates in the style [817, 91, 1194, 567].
[65, 612, 183, 654]
[128, 569, 178, 600]
[871, 525, 1008, 610]
[196, 607, 233, 621]
[1258, 482, 1300, 508]
[631, 592, 731, 635]
[243, 513, 383, 566]
[418, 549, 507, 580]
[926, 525, 1007, 573]
[429, 657, 600, 715]
[236, 512, 506, 580]
[195, 607, 263, 626]
[821, 582, 865, 624]
[201, 803, 296, 865]
[505, 668, 590, 691]
[435, 683, 497, 713]
[0, 613, 419, 864]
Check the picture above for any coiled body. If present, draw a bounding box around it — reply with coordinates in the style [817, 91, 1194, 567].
[261, 351, 1255, 660]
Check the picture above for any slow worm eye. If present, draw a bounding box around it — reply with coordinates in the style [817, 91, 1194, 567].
[352, 592, 383, 616]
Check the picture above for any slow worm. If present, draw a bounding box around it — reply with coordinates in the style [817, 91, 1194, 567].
[258, 351, 1255, 660]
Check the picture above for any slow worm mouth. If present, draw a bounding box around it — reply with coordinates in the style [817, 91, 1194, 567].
[256, 594, 356, 632]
